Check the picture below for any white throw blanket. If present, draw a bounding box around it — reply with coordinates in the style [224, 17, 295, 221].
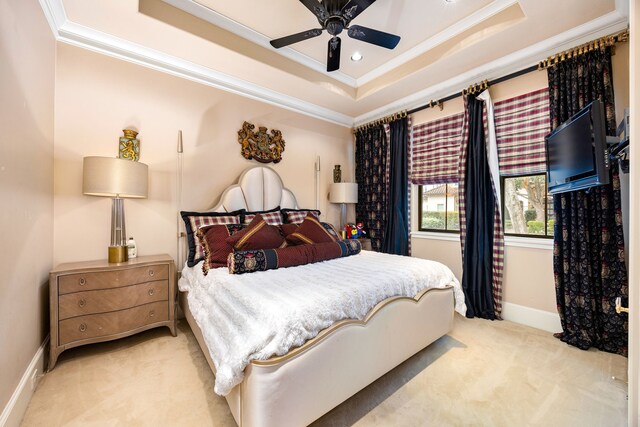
[179, 251, 466, 396]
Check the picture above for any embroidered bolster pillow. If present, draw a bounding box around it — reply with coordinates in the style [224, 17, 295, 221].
[228, 239, 362, 274]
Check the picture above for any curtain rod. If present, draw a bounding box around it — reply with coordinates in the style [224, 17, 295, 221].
[406, 64, 538, 116]
[356, 28, 629, 128]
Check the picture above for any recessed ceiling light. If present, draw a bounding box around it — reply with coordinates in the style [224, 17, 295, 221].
[351, 52, 363, 62]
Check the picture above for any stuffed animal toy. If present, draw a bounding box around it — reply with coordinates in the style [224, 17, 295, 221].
[345, 223, 366, 239]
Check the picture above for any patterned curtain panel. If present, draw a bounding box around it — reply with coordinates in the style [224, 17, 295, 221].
[547, 46, 628, 356]
[494, 88, 551, 176]
[458, 94, 504, 319]
[355, 125, 388, 252]
[410, 113, 464, 184]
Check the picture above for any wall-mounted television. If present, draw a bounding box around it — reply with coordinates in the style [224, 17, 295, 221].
[545, 100, 610, 195]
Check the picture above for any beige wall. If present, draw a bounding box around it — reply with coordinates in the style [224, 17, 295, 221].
[410, 47, 629, 316]
[0, 0, 55, 415]
[53, 44, 353, 266]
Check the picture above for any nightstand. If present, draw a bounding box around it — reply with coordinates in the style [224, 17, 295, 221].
[48, 254, 176, 370]
[357, 238, 372, 251]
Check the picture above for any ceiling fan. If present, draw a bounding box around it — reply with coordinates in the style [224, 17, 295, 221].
[269, 0, 401, 72]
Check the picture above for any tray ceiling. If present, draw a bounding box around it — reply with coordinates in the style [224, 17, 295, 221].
[51, 0, 626, 125]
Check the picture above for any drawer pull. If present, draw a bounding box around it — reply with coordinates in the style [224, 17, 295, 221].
[79, 277, 86, 286]
[148, 269, 155, 277]
[78, 299, 87, 308]
[79, 323, 87, 332]
[148, 289, 155, 296]
[149, 310, 155, 318]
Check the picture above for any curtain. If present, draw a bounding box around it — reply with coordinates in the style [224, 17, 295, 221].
[547, 46, 628, 355]
[355, 125, 388, 252]
[382, 117, 409, 255]
[458, 94, 504, 319]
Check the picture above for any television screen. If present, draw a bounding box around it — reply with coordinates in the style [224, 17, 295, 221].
[546, 100, 609, 194]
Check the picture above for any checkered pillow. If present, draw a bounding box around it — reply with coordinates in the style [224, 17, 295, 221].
[181, 210, 244, 267]
[282, 208, 321, 224]
[243, 207, 283, 225]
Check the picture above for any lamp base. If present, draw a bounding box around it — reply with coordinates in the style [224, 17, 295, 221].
[108, 245, 129, 263]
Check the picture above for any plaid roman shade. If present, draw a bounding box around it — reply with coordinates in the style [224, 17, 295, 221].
[410, 113, 464, 184]
[494, 88, 551, 176]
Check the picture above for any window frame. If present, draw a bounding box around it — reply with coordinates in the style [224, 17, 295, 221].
[417, 184, 460, 233]
[500, 173, 553, 239]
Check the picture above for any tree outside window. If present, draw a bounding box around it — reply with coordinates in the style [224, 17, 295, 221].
[502, 174, 554, 237]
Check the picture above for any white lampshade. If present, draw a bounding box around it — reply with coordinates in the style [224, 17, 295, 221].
[83, 156, 148, 198]
[83, 156, 148, 263]
[329, 183, 358, 203]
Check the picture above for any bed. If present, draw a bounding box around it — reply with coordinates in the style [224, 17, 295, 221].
[178, 166, 465, 427]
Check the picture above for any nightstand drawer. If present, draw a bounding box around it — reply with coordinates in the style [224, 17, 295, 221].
[58, 301, 169, 346]
[59, 264, 169, 294]
[58, 280, 169, 320]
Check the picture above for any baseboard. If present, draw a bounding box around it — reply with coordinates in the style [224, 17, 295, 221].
[501, 302, 562, 333]
[0, 336, 49, 427]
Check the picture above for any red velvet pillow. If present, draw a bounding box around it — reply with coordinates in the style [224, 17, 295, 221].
[226, 214, 286, 251]
[196, 224, 245, 275]
[279, 223, 299, 238]
[286, 214, 339, 245]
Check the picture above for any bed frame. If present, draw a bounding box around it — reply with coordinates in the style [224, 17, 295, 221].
[179, 166, 455, 427]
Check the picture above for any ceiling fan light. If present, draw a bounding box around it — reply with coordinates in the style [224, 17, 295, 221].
[351, 52, 363, 61]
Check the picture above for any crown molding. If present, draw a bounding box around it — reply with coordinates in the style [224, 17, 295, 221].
[354, 9, 629, 125]
[38, 0, 629, 129]
[162, 0, 357, 87]
[38, 0, 354, 128]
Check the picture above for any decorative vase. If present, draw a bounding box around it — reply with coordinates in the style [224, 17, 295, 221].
[119, 129, 140, 161]
[333, 165, 341, 183]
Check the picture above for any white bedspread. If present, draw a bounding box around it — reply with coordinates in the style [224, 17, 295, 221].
[179, 250, 466, 396]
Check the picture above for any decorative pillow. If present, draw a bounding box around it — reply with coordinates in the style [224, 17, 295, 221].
[286, 214, 339, 245]
[181, 209, 244, 267]
[279, 223, 299, 238]
[228, 239, 362, 274]
[243, 206, 283, 225]
[226, 214, 286, 251]
[196, 224, 245, 275]
[321, 222, 342, 241]
[281, 208, 321, 224]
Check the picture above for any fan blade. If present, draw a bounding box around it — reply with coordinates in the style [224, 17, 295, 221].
[341, 0, 376, 23]
[347, 25, 400, 49]
[270, 29, 323, 49]
[299, 0, 330, 22]
[327, 36, 341, 72]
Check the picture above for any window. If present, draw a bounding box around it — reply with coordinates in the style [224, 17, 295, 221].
[418, 184, 460, 232]
[501, 174, 554, 237]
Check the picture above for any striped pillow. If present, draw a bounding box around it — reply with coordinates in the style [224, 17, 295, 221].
[244, 207, 283, 225]
[226, 214, 286, 251]
[286, 214, 338, 245]
[282, 208, 321, 224]
[181, 210, 244, 267]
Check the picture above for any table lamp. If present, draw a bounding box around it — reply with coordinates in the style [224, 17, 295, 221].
[83, 156, 148, 263]
[329, 182, 358, 230]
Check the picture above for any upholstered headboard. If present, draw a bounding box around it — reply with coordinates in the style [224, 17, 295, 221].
[210, 166, 298, 212]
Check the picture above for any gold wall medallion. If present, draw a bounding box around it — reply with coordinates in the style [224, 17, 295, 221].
[237, 121, 285, 164]
[119, 129, 140, 161]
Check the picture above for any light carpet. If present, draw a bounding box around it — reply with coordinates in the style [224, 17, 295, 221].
[21, 316, 627, 426]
